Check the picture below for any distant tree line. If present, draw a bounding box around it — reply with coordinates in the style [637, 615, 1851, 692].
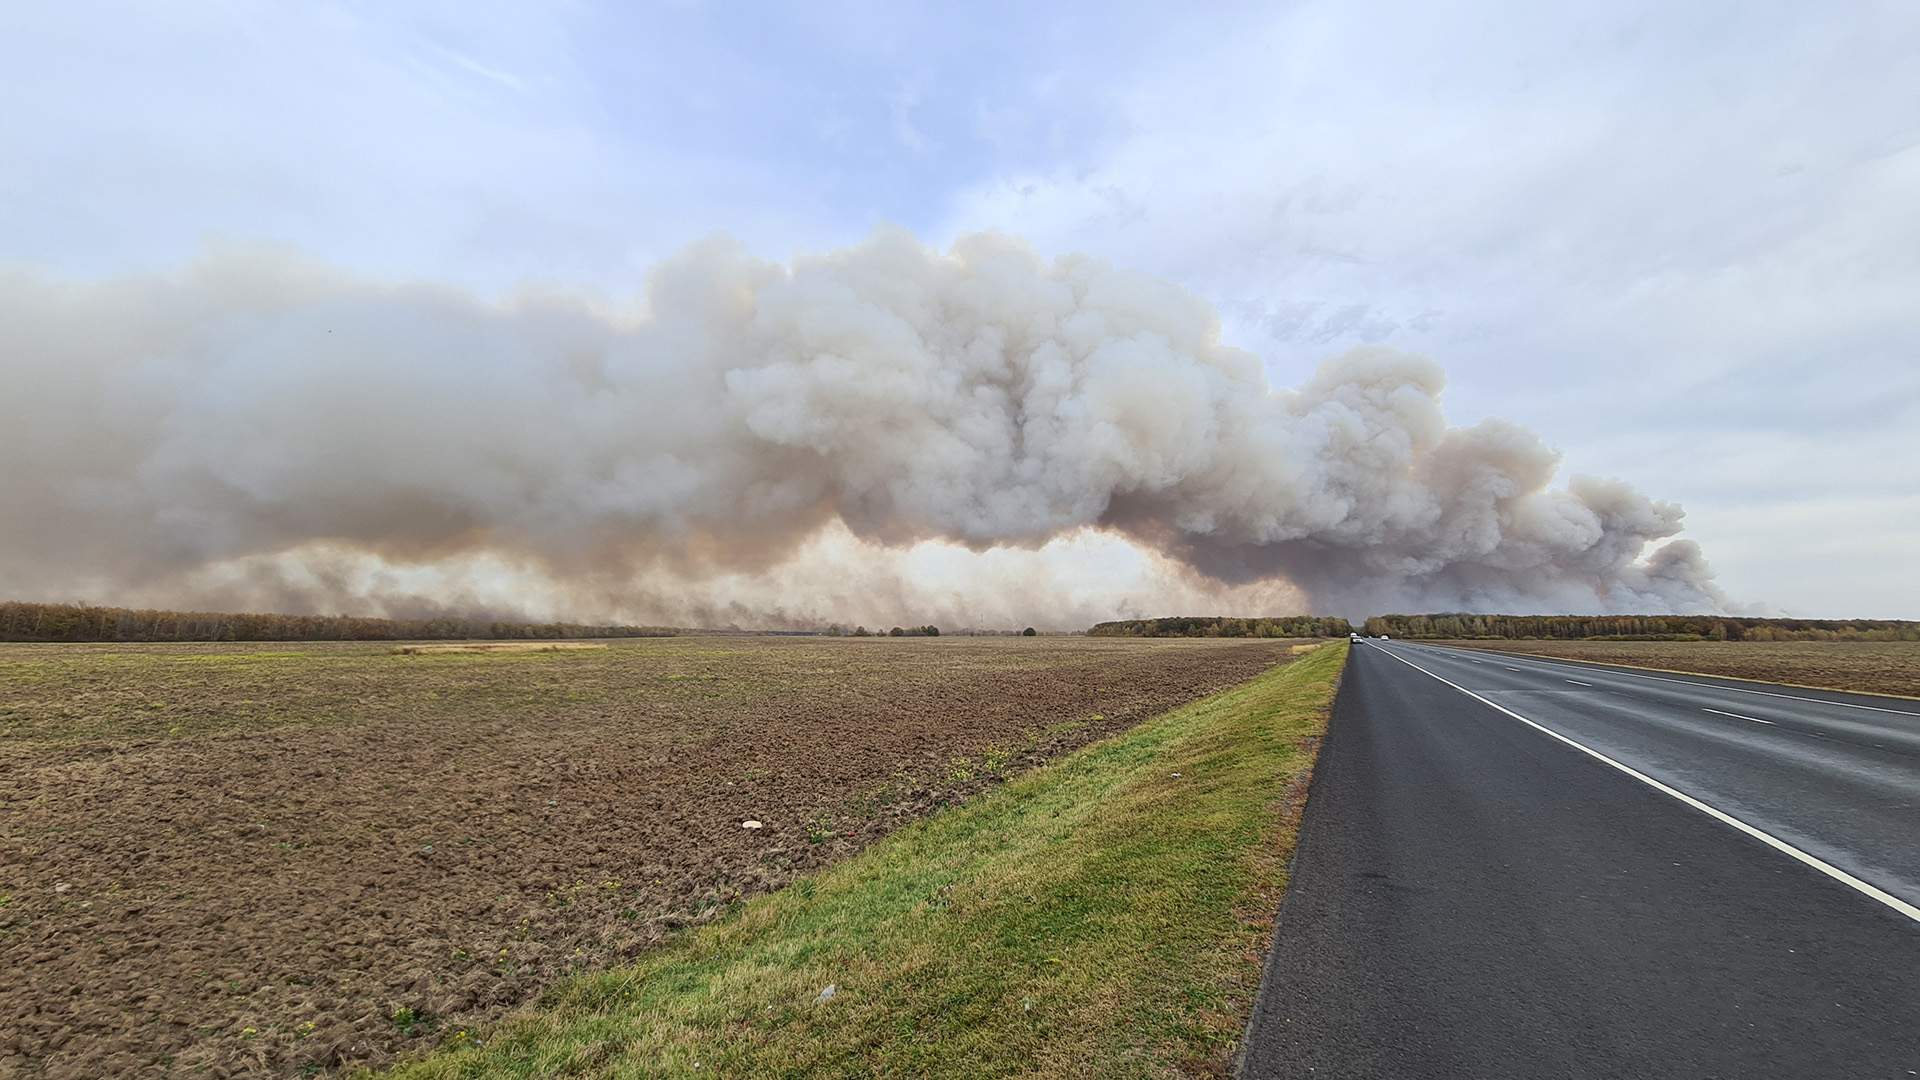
[1361, 613, 1920, 642]
[0, 601, 678, 643]
[1087, 616, 1355, 638]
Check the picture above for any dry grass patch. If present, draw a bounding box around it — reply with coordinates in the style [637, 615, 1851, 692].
[391, 641, 610, 655]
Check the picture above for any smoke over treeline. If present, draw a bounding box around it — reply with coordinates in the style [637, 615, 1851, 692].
[1, 229, 1728, 625]
[1364, 613, 1917, 641]
[1088, 616, 1355, 638]
[0, 600, 674, 644]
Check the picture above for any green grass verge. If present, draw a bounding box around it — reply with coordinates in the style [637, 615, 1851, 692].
[383, 642, 1349, 1079]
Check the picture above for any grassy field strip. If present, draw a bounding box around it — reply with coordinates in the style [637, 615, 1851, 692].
[384, 642, 1349, 1079]
[390, 642, 611, 654]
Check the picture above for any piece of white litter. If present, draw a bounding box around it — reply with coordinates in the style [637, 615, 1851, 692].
[1170, 772, 1181, 778]
[817, 984, 837, 1002]
[740, 820, 764, 830]
[53, 882, 70, 894]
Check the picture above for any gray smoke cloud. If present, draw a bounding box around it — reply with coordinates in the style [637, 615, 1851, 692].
[0, 229, 1727, 624]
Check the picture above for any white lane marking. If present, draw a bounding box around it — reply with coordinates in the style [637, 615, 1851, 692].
[1565, 679, 1593, 687]
[1366, 644, 1920, 926]
[1410, 643, 1920, 719]
[1704, 707, 1774, 726]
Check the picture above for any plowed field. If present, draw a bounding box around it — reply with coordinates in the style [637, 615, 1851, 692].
[1435, 639, 1920, 698]
[0, 635, 1301, 1077]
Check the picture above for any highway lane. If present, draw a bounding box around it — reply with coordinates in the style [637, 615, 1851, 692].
[1386, 640, 1920, 912]
[1239, 641, 1920, 1079]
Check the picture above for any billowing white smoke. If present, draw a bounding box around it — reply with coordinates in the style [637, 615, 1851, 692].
[0, 229, 1726, 624]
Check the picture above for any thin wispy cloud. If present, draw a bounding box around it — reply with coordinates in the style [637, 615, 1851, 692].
[889, 78, 936, 155]
[436, 46, 528, 93]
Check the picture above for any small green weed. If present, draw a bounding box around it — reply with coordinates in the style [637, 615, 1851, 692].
[391, 1006, 433, 1037]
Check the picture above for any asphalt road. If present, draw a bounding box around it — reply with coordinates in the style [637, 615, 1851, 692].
[1239, 640, 1920, 1079]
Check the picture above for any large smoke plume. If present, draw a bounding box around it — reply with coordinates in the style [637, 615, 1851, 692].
[1, 229, 1726, 625]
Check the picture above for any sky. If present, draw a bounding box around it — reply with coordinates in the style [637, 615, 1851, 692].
[4, 0, 1916, 620]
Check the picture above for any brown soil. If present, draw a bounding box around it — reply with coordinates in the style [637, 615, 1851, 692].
[1433, 639, 1920, 698]
[0, 635, 1300, 1078]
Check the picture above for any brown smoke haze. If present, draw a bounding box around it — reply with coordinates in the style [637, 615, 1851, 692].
[1, 230, 1728, 627]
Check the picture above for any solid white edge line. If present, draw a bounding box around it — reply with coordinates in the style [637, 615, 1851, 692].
[1704, 707, 1775, 725]
[1366, 644, 1920, 926]
[1408, 642, 1920, 718]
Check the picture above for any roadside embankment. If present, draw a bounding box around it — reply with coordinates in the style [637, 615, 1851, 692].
[388, 642, 1350, 1078]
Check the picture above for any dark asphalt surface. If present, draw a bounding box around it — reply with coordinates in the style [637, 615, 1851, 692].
[1239, 641, 1920, 1079]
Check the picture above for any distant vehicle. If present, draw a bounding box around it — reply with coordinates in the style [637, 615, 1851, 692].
[1350, 632, 1361, 641]
[1379, 634, 1390, 640]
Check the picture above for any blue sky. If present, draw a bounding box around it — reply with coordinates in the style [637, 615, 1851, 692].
[5, 0, 1917, 616]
